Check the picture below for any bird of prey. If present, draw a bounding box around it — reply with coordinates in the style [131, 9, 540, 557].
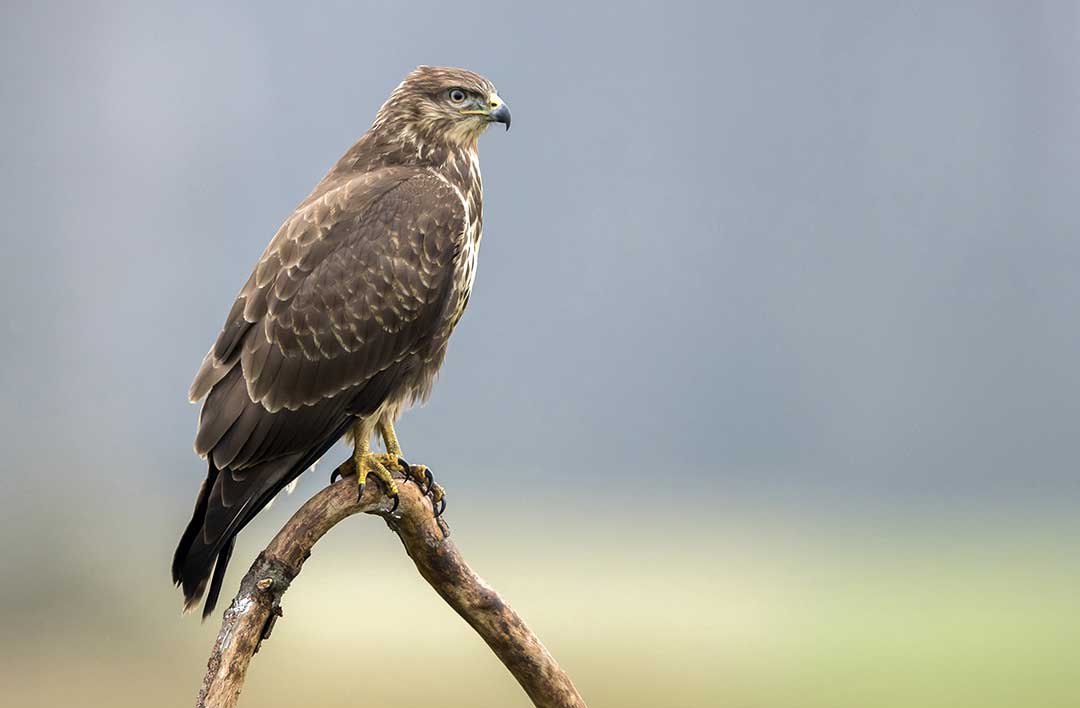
[172, 66, 511, 618]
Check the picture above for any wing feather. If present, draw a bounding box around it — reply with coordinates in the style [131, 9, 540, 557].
[192, 167, 466, 465]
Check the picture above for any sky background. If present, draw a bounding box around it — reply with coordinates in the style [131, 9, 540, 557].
[1, 2, 1078, 707]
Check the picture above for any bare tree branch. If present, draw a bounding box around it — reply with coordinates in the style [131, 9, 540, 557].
[196, 475, 587, 708]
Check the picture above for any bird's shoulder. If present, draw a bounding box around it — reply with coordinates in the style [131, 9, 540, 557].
[263, 166, 465, 266]
[250, 165, 468, 313]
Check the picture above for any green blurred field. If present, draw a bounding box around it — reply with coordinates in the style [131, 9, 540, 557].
[2, 493, 1077, 707]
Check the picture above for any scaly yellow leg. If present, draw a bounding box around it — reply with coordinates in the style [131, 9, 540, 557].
[378, 419, 403, 459]
[377, 419, 445, 516]
[328, 421, 399, 509]
[330, 419, 444, 516]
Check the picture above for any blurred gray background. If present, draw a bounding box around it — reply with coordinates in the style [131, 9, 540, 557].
[1, 2, 1078, 707]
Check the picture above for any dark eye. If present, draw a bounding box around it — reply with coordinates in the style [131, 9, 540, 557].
[448, 88, 467, 104]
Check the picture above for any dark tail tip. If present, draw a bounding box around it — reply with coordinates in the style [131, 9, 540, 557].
[174, 535, 234, 619]
[202, 539, 235, 620]
[173, 463, 221, 615]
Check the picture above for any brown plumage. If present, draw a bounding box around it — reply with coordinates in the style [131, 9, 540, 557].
[173, 66, 510, 617]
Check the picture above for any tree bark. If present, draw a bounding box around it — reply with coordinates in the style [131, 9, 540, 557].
[195, 475, 587, 708]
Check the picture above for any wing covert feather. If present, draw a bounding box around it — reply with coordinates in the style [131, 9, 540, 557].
[190, 168, 466, 420]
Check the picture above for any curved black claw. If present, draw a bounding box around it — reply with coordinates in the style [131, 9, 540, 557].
[398, 457, 413, 484]
[356, 482, 365, 502]
[366, 471, 399, 512]
[331, 459, 352, 485]
[399, 459, 435, 495]
[433, 496, 446, 518]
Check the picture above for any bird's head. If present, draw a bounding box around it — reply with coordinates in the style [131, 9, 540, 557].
[373, 66, 511, 150]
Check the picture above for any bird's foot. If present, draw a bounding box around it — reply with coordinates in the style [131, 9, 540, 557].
[399, 460, 447, 518]
[330, 453, 400, 512]
[330, 454, 445, 517]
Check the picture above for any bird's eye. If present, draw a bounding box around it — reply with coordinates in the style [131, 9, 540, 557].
[448, 88, 467, 104]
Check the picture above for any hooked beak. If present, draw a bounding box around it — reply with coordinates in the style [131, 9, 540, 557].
[461, 93, 512, 131]
[488, 95, 511, 131]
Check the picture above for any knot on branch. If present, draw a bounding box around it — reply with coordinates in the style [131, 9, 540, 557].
[245, 553, 296, 598]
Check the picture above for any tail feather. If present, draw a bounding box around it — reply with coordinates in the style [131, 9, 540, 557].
[175, 357, 369, 618]
[172, 466, 217, 592]
[172, 456, 298, 618]
[202, 538, 236, 619]
[173, 417, 355, 618]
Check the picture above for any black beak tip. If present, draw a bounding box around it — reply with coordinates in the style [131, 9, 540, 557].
[491, 104, 511, 131]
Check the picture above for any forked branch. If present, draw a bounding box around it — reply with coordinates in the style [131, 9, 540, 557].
[196, 475, 586, 708]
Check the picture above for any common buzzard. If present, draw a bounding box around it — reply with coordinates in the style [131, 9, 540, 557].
[172, 66, 511, 618]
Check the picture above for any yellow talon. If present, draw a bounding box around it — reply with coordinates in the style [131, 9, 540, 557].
[351, 429, 399, 504]
[343, 418, 445, 516]
[355, 454, 398, 497]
